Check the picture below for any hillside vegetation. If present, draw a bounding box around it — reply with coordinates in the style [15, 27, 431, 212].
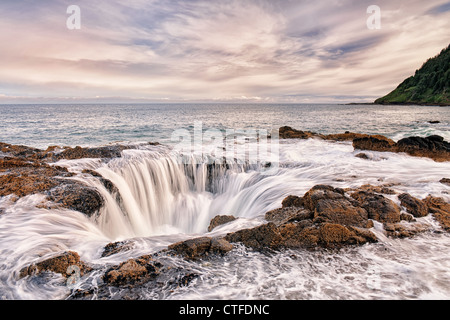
[375, 44, 450, 106]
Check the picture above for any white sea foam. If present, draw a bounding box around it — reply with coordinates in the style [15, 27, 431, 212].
[1, 137, 450, 300]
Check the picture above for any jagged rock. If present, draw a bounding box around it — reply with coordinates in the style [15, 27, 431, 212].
[396, 136, 450, 162]
[39, 142, 159, 162]
[19, 251, 91, 279]
[207, 215, 237, 232]
[281, 222, 377, 249]
[178, 273, 200, 287]
[353, 134, 450, 162]
[303, 185, 370, 228]
[101, 240, 134, 257]
[0, 159, 73, 198]
[350, 191, 401, 223]
[398, 193, 429, 218]
[278, 128, 381, 143]
[168, 236, 233, 259]
[383, 222, 431, 238]
[279, 126, 321, 139]
[278, 126, 450, 161]
[355, 153, 370, 160]
[424, 196, 450, 231]
[0, 142, 41, 158]
[47, 183, 104, 217]
[265, 207, 312, 226]
[225, 220, 377, 251]
[355, 184, 397, 195]
[440, 178, 450, 186]
[353, 135, 397, 153]
[103, 255, 161, 287]
[324, 132, 372, 141]
[281, 195, 304, 208]
[225, 223, 283, 250]
[225, 184, 450, 251]
[400, 213, 416, 222]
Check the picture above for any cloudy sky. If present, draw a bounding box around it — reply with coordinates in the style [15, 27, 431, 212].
[0, 0, 449, 104]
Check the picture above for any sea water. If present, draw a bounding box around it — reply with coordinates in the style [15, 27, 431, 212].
[0, 103, 449, 300]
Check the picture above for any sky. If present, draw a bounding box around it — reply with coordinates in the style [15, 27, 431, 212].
[0, 0, 449, 104]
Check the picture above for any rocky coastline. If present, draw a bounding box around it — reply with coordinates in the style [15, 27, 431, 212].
[1, 128, 450, 299]
[279, 126, 450, 162]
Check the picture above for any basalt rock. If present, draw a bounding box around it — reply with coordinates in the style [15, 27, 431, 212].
[37, 142, 160, 162]
[47, 182, 104, 217]
[353, 134, 450, 162]
[207, 215, 237, 232]
[353, 135, 397, 153]
[168, 236, 233, 260]
[225, 185, 384, 250]
[225, 184, 450, 251]
[225, 220, 377, 251]
[396, 136, 450, 162]
[398, 193, 429, 218]
[225, 223, 284, 250]
[278, 127, 383, 143]
[424, 196, 450, 231]
[383, 222, 432, 239]
[281, 195, 304, 208]
[350, 191, 401, 223]
[101, 240, 135, 258]
[324, 132, 373, 142]
[265, 207, 313, 226]
[19, 251, 91, 279]
[103, 255, 162, 287]
[0, 161, 74, 198]
[0, 141, 161, 217]
[279, 126, 321, 139]
[0, 142, 41, 159]
[303, 185, 370, 228]
[278, 126, 450, 161]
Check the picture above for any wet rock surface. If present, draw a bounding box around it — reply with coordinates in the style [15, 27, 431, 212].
[3, 138, 450, 299]
[353, 134, 450, 162]
[0, 141, 158, 216]
[207, 215, 237, 232]
[398, 193, 429, 218]
[101, 240, 135, 258]
[47, 182, 104, 217]
[18, 182, 450, 300]
[168, 236, 234, 260]
[278, 126, 450, 162]
[224, 184, 450, 251]
[19, 251, 92, 279]
[103, 255, 162, 287]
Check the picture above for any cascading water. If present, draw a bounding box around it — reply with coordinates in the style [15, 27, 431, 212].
[2, 137, 450, 300]
[78, 146, 269, 240]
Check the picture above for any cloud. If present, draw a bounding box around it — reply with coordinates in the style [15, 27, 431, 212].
[0, 0, 449, 103]
[426, 2, 450, 15]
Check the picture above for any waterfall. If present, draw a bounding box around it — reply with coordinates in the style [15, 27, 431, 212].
[85, 148, 265, 240]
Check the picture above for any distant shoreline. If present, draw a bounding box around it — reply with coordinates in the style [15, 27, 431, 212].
[345, 102, 450, 107]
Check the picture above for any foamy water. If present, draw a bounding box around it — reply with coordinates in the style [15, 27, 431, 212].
[0, 103, 449, 300]
[1, 136, 450, 300]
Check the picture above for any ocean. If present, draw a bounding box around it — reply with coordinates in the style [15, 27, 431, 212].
[1, 103, 449, 148]
[0, 103, 449, 300]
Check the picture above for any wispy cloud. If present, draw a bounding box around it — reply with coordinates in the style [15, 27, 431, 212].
[0, 0, 449, 103]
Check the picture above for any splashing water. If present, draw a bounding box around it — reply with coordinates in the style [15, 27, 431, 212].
[1, 103, 450, 300]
